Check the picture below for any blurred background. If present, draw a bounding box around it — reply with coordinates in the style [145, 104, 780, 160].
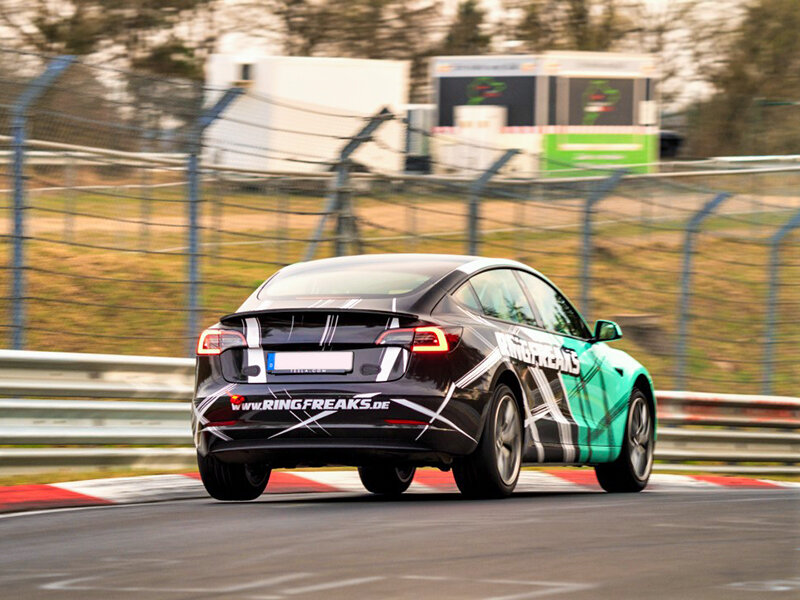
[0, 0, 799, 467]
[2, 0, 799, 394]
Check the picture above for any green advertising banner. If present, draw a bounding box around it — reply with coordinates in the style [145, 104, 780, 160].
[542, 132, 658, 176]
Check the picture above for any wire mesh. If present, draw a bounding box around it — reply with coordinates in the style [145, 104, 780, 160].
[1, 47, 798, 395]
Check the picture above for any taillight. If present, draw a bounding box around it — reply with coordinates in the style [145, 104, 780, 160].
[197, 328, 247, 355]
[376, 326, 461, 353]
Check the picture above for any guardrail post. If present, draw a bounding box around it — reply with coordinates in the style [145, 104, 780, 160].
[579, 170, 626, 320]
[9, 55, 74, 350]
[186, 87, 242, 355]
[304, 108, 393, 261]
[763, 208, 800, 394]
[467, 149, 519, 256]
[676, 192, 731, 388]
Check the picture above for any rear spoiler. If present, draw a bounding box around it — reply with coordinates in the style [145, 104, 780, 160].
[220, 307, 418, 325]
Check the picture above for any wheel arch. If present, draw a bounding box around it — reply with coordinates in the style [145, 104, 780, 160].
[491, 367, 526, 428]
[633, 372, 657, 438]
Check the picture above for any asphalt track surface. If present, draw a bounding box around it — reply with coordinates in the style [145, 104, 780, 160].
[2, 486, 799, 600]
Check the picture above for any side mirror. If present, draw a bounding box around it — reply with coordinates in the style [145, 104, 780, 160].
[593, 320, 622, 343]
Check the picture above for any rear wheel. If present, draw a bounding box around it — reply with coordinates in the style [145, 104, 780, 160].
[595, 389, 654, 493]
[358, 465, 416, 496]
[453, 384, 522, 499]
[197, 452, 271, 501]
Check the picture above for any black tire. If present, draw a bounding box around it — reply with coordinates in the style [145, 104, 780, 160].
[595, 389, 654, 493]
[358, 465, 416, 496]
[453, 384, 522, 499]
[197, 451, 271, 501]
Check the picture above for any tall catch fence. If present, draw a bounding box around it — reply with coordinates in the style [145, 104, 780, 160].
[1, 48, 799, 396]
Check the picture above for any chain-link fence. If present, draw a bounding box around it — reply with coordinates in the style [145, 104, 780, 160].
[1, 49, 799, 396]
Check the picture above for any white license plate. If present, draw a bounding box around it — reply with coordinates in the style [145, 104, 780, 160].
[266, 351, 354, 374]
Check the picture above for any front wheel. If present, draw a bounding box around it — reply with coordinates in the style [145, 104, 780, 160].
[595, 389, 654, 493]
[453, 384, 522, 499]
[197, 452, 271, 501]
[358, 465, 416, 496]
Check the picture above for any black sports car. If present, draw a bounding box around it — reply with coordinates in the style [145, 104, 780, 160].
[193, 254, 656, 499]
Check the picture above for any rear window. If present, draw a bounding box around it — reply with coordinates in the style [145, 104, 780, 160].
[258, 267, 434, 298]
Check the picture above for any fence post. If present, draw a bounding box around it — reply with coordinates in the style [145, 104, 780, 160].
[763, 208, 800, 394]
[304, 108, 393, 261]
[185, 87, 242, 355]
[63, 152, 76, 243]
[139, 109, 156, 250]
[579, 170, 626, 320]
[675, 192, 731, 389]
[9, 55, 74, 350]
[467, 149, 519, 256]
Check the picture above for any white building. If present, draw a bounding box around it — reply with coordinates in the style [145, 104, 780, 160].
[204, 54, 409, 173]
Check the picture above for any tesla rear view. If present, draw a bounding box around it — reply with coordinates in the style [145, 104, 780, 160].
[193, 254, 656, 500]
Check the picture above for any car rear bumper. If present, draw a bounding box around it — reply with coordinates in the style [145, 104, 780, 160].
[202, 435, 468, 469]
[192, 381, 483, 466]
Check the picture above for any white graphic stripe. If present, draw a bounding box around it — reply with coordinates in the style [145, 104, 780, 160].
[415, 383, 456, 441]
[194, 383, 235, 426]
[454, 347, 502, 388]
[289, 410, 316, 433]
[376, 347, 401, 382]
[456, 305, 492, 327]
[375, 318, 401, 381]
[530, 366, 575, 462]
[204, 426, 232, 442]
[303, 410, 331, 436]
[319, 315, 331, 346]
[327, 315, 339, 346]
[557, 372, 576, 420]
[390, 398, 476, 442]
[244, 317, 267, 383]
[269, 410, 337, 439]
[519, 379, 545, 462]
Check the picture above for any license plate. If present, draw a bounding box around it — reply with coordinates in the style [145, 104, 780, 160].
[266, 351, 354, 374]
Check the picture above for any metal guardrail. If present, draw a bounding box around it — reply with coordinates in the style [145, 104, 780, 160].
[0, 350, 798, 475]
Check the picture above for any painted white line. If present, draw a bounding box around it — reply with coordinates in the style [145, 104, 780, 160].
[647, 474, 719, 490]
[281, 576, 384, 595]
[53, 474, 205, 504]
[0, 498, 203, 520]
[515, 471, 590, 493]
[289, 470, 366, 493]
[485, 581, 595, 600]
[42, 572, 308, 593]
[405, 480, 451, 494]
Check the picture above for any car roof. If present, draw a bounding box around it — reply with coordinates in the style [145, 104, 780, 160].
[230, 253, 546, 318]
[277, 253, 530, 277]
